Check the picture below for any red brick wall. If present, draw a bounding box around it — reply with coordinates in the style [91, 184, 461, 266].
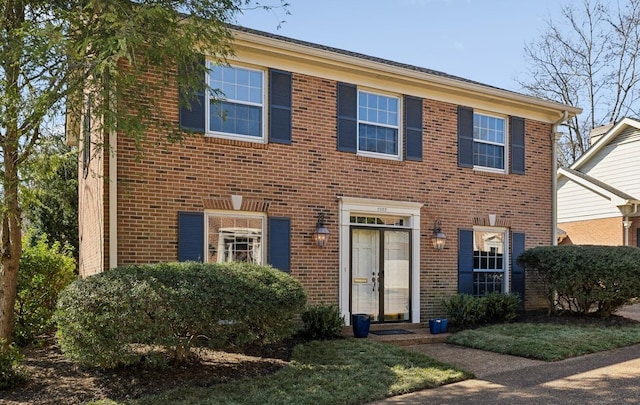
[559, 216, 626, 246]
[111, 69, 554, 318]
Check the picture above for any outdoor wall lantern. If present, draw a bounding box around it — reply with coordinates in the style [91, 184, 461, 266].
[314, 213, 330, 248]
[431, 220, 446, 250]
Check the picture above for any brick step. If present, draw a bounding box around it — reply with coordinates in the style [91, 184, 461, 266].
[343, 323, 451, 346]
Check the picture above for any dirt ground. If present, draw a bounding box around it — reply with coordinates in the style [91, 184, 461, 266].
[1, 335, 302, 405]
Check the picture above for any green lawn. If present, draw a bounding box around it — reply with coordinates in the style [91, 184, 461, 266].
[89, 319, 640, 404]
[96, 339, 470, 405]
[447, 322, 640, 361]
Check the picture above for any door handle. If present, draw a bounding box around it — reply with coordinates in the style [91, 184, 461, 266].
[372, 272, 377, 292]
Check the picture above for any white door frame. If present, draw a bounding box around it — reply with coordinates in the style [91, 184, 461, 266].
[338, 196, 423, 325]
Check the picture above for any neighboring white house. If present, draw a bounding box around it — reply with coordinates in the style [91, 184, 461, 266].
[557, 118, 640, 246]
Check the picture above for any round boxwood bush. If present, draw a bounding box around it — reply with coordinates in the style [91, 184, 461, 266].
[55, 262, 306, 368]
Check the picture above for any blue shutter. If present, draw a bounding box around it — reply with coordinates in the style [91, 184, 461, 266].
[458, 106, 474, 168]
[269, 69, 292, 144]
[511, 232, 526, 308]
[404, 96, 423, 161]
[179, 54, 206, 132]
[268, 217, 291, 272]
[510, 116, 525, 174]
[458, 229, 474, 294]
[178, 212, 204, 262]
[337, 82, 357, 152]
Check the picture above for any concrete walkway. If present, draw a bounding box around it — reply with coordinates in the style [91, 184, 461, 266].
[371, 304, 640, 404]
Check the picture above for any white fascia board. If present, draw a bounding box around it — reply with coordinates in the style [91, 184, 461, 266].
[558, 167, 629, 206]
[231, 30, 581, 124]
[571, 118, 640, 171]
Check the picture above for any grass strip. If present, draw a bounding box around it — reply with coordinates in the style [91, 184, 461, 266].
[447, 322, 640, 361]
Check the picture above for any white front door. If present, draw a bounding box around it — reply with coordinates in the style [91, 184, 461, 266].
[351, 228, 410, 322]
[338, 197, 422, 325]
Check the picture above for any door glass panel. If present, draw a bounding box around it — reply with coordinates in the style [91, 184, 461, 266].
[351, 229, 379, 321]
[384, 231, 410, 321]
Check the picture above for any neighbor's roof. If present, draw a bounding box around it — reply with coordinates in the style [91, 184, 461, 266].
[570, 117, 640, 171]
[558, 168, 640, 206]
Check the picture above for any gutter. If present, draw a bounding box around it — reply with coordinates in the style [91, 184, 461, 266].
[552, 111, 569, 246]
[109, 128, 117, 269]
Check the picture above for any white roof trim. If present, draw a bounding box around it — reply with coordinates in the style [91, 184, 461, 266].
[571, 117, 640, 171]
[558, 167, 630, 206]
[232, 29, 581, 123]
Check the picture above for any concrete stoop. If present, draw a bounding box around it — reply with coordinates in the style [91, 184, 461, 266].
[343, 322, 451, 346]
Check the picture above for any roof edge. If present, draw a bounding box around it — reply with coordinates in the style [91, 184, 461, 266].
[230, 25, 582, 121]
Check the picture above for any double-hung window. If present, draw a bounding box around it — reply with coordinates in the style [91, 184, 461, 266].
[358, 90, 400, 158]
[208, 64, 265, 140]
[337, 83, 421, 161]
[206, 213, 265, 264]
[473, 113, 506, 170]
[472, 228, 507, 296]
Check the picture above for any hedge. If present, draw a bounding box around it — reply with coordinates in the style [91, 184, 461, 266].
[517, 245, 640, 316]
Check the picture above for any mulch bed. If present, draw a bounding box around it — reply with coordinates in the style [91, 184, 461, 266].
[2, 335, 305, 405]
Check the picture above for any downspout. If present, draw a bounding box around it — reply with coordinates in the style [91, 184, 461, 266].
[109, 128, 117, 269]
[552, 111, 569, 246]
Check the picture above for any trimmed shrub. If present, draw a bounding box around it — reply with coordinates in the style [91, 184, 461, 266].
[518, 245, 640, 316]
[15, 232, 76, 346]
[0, 341, 27, 390]
[55, 262, 306, 369]
[301, 304, 344, 340]
[442, 294, 483, 326]
[483, 292, 519, 323]
[443, 293, 520, 327]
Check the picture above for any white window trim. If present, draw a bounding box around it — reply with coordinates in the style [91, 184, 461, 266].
[472, 226, 510, 293]
[205, 62, 267, 143]
[473, 111, 508, 174]
[204, 210, 267, 265]
[338, 196, 422, 325]
[356, 89, 402, 161]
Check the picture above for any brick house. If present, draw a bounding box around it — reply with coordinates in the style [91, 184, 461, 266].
[558, 118, 640, 246]
[74, 26, 580, 324]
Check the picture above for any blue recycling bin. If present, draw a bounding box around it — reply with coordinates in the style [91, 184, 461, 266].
[351, 314, 371, 338]
[429, 318, 448, 334]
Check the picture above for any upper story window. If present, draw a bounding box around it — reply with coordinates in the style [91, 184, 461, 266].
[208, 64, 265, 140]
[358, 91, 400, 157]
[474, 113, 505, 170]
[337, 83, 422, 161]
[458, 106, 524, 174]
[179, 59, 292, 144]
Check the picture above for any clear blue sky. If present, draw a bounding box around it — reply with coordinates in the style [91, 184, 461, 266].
[235, 0, 569, 92]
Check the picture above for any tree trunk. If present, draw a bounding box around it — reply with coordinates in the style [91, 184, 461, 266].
[0, 152, 23, 348]
[0, 0, 26, 351]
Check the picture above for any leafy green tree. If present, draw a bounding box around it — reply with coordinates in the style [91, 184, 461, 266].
[15, 232, 75, 346]
[0, 0, 287, 348]
[21, 132, 78, 257]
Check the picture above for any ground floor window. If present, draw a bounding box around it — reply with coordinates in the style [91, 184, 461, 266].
[473, 228, 507, 296]
[206, 213, 265, 264]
